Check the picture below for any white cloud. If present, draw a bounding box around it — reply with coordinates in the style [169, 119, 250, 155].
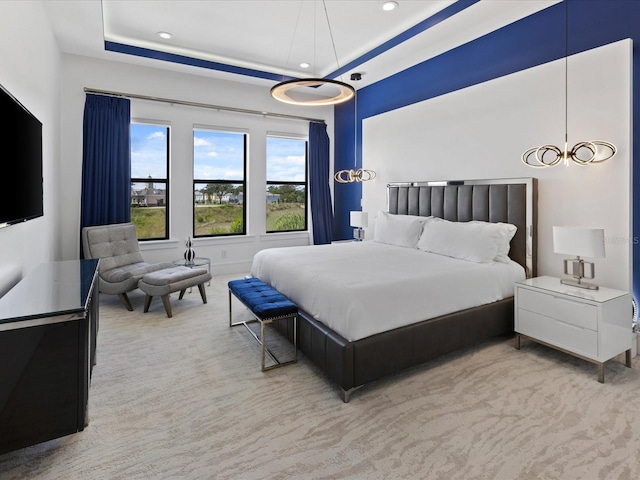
[147, 131, 165, 140]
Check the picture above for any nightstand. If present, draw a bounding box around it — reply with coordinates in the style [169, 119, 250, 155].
[514, 275, 632, 383]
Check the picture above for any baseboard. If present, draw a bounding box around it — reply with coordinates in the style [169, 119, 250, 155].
[212, 260, 252, 277]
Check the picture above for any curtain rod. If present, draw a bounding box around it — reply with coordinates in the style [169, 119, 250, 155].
[83, 87, 326, 124]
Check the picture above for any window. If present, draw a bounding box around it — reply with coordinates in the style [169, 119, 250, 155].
[130, 123, 169, 240]
[193, 129, 246, 237]
[266, 136, 308, 233]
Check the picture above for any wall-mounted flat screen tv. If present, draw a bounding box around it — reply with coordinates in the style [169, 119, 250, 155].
[0, 83, 43, 228]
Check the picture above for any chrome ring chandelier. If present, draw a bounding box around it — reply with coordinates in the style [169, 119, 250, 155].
[521, 0, 616, 168]
[522, 140, 617, 168]
[334, 168, 377, 183]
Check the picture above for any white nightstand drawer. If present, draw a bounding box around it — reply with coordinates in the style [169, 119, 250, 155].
[518, 309, 598, 358]
[518, 287, 597, 331]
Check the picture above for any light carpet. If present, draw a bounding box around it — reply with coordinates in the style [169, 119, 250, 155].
[2, 273, 640, 480]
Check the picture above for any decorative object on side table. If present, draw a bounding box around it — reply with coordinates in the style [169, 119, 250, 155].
[350, 211, 368, 241]
[184, 236, 196, 265]
[553, 226, 605, 290]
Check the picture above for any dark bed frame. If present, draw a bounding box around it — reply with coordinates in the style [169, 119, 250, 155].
[276, 178, 537, 402]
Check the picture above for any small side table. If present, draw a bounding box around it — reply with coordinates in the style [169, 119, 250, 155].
[515, 275, 632, 383]
[173, 257, 212, 287]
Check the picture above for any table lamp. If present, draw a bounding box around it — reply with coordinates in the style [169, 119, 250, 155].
[552, 226, 605, 290]
[350, 211, 368, 241]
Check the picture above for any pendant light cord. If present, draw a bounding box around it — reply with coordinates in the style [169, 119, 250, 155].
[354, 91, 358, 169]
[271, 0, 355, 106]
[564, 0, 569, 146]
[282, 1, 305, 81]
[283, 0, 343, 80]
[313, 0, 317, 74]
[322, 0, 344, 81]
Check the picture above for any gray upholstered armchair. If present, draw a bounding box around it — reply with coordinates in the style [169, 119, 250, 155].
[81, 223, 174, 311]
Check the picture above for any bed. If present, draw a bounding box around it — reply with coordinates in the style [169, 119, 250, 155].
[251, 178, 537, 402]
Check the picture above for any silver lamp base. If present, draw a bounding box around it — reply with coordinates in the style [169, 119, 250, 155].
[353, 227, 365, 241]
[560, 278, 599, 290]
[562, 257, 599, 290]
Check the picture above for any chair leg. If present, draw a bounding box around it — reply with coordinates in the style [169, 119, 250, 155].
[198, 283, 208, 304]
[119, 293, 134, 311]
[161, 294, 173, 318]
[178, 289, 186, 300]
[143, 295, 152, 313]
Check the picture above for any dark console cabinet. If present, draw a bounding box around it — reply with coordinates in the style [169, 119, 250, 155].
[0, 259, 99, 455]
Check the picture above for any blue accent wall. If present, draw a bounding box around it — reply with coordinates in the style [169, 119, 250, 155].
[359, 3, 565, 119]
[333, 99, 358, 238]
[333, 0, 640, 302]
[328, 0, 481, 80]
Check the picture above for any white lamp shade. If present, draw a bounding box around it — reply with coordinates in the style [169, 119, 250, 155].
[350, 211, 368, 228]
[553, 226, 605, 258]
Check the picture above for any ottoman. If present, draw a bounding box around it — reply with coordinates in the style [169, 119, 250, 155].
[228, 277, 298, 371]
[138, 266, 212, 318]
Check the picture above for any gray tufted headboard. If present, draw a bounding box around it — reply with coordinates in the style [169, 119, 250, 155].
[387, 178, 537, 278]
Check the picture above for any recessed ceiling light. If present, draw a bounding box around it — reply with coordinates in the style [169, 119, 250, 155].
[300, 62, 310, 69]
[382, 1, 398, 11]
[157, 31, 172, 39]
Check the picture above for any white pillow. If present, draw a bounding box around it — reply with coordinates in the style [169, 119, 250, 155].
[416, 218, 515, 264]
[472, 221, 517, 263]
[373, 211, 432, 248]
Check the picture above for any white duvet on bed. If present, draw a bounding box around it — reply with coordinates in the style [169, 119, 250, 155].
[250, 241, 525, 342]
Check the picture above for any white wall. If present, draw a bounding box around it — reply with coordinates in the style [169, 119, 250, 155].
[362, 40, 632, 292]
[0, 1, 61, 295]
[60, 54, 334, 275]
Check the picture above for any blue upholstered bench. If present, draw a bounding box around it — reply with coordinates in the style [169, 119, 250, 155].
[228, 277, 298, 371]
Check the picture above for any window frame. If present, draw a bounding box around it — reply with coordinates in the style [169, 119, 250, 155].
[192, 128, 247, 238]
[265, 135, 309, 234]
[130, 121, 170, 241]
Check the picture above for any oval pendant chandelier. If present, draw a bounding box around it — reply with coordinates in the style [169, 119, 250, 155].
[521, 0, 616, 168]
[334, 168, 376, 183]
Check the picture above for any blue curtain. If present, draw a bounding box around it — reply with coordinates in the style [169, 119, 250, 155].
[80, 94, 131, 240]
[308, 122, 333, 244]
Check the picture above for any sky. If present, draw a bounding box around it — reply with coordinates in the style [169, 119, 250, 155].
[130, 123, 306, 183]
[130, 123, 168, 180]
